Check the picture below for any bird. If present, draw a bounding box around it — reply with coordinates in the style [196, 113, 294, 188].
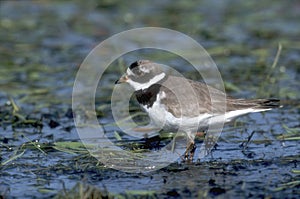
[115, 60, 280, 160]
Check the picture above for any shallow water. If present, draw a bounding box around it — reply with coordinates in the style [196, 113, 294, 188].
[0, 0, 299, 198]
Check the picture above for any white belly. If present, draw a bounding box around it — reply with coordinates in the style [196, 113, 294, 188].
[142, 91, 212, 132]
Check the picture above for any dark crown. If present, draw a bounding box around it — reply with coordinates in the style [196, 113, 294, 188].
[129, 60, 151, 70]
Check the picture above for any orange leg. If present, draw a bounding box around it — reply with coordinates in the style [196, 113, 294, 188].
[184, 132, 205, 161]
[184, 140, 196, 161]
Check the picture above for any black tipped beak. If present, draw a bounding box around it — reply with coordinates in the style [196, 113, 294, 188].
[115, 74, 128, 84]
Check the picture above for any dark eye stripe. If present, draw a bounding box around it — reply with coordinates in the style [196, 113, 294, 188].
[129, 61, 139, 70]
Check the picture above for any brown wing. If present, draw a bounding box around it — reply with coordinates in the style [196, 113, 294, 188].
[160, 76, 280, 118]
[160, 76, 219, 118]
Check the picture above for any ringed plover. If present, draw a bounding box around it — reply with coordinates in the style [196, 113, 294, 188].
[115, 60, 280, 160]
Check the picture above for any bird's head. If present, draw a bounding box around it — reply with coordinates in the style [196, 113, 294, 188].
[115, 60, 166, 91]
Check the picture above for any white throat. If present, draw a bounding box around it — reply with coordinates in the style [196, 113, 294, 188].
[128, 73, 166, 90]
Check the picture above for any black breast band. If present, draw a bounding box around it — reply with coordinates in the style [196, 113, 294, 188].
[134, 84, 162, 108]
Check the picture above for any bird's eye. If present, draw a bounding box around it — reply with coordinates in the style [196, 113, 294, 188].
[129, 61, 139, 70]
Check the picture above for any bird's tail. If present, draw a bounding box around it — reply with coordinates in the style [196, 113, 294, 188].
[226, 98, 281, 111]
[253, 99, 281, 109]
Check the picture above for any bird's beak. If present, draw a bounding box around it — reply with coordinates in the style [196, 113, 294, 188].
[115, 74, 128, 84]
